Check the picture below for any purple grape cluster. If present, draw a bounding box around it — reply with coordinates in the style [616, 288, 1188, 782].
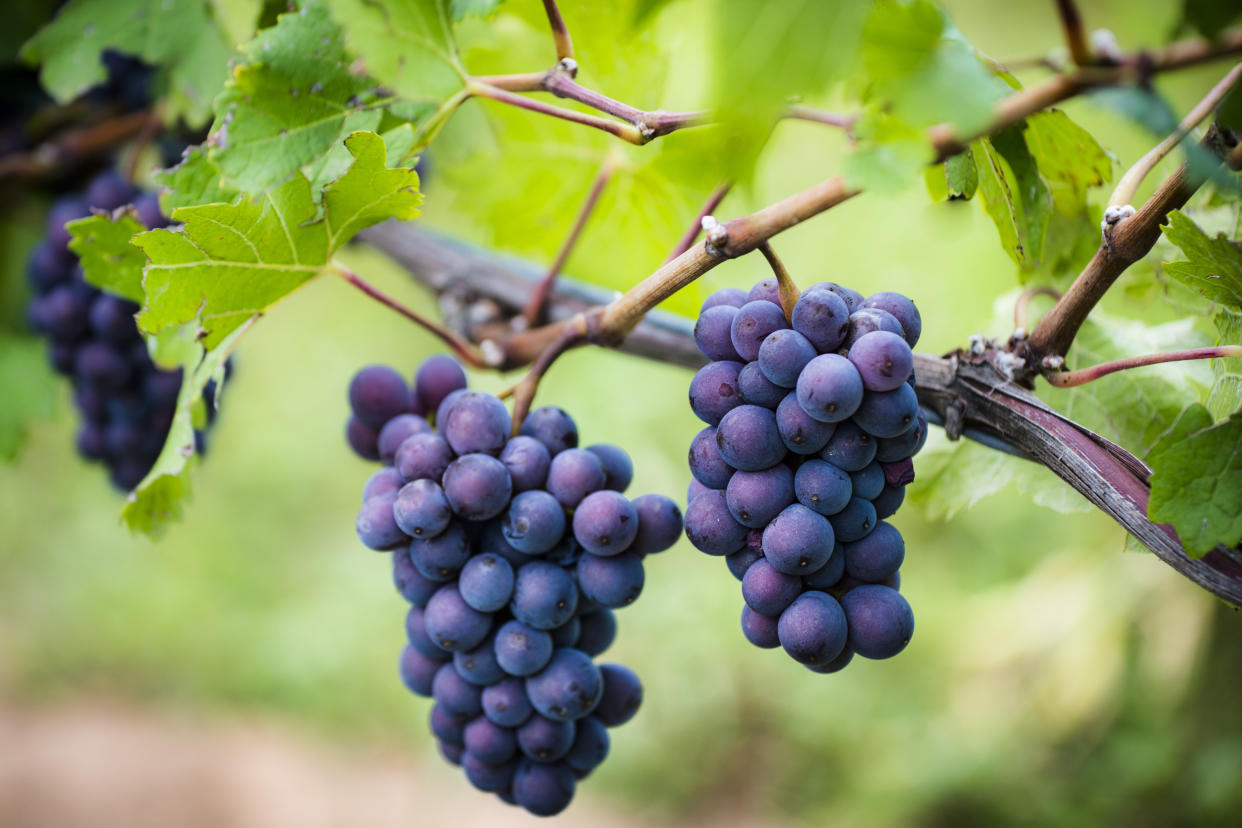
[685, 278, 926, 673]
[347, 355, 682, 817]
[24, 170, 224, 490]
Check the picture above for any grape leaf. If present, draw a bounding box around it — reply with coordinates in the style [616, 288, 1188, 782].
[135, 130, 422, 348]
[973, 126, 1052, 274]
[1180, 0, 1242, 39]
[1207, 310, 1242, 420]
[0, 335, 58, 461]
[708, 0, 870, 178]
[208, 0, 263, 45]
[1047, 314, 1212, 456]
[20, 0, 230, 125]
[157, 146, 241, 213]
[1162, 211, 1242, 310]
[1147, 403, 1242, 558]
[1023, 110, 1113, 214]
[323, 0, 466, 106]
[451, 0, 502, 20]
[843, 110, 933, 194]
[944, 151, 978, 199]
[210, 0, 388, 193]
[66, 213, 148, 303]
[120, 320, 247, 536]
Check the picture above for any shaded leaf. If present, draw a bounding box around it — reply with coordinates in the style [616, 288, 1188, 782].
[1147, 404, 1242, 557]
[1180, 0, 1242, 39]
[451, 0, 502, 20]
[973, 126, 1052, 273]
[1023, 109, 1113, 214]
[1162, 210, 1242, 310]
[66, 212, 148, 303]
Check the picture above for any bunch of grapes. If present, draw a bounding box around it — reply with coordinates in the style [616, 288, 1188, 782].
[685, 278, 926, 673]
[24, 169, 225, 490]
[347, 355, 682, 817]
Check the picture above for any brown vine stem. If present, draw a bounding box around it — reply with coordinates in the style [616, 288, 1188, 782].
[0, 108, 160, 181]
[1023, 130, 1241, 364]
[1108, 61, 1242, 207]
[541, 0, 575, 63]
[522, 155, 618, 327]
[1045, 346, 1242, 387]
[1054, 0, 1092, 66]
[758, 241, 800, 321]
[665, 182, 732, 263]
[331, 263, 490, 368]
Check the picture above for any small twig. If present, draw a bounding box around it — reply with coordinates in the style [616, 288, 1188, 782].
[1014, 286, 1063, 331]
[1045, 346, 1242, 387]
[466, 80, 644, 144]
[665, 182, 732, 263]
[541, 72, 707, 140]
[0, 108, 160, 181]
[508, 314, 591, 434]
[757, 241, 799, 321]
[1109, 62, 1242, 207]
[541, 0, 575, 64]
[784, 106, 858, 132]
[1054, 0, 1092, 66]
[331, 263, 490, 368]
[521, 155, 617, 327]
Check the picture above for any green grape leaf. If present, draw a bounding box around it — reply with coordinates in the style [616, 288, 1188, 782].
[1162, 211, 1242, 310]
[1208, 310, 1242, 419]
[708, 0, 870, 178]
[135, 130, 421, 348]
[1180, 0, 1242, 39]
[121, 320, 246, 536]
[20, 0, 230, 125]
[451, 0, 502, 20]
[157, 146, 240, 213]
[208, 0, 264, 45]
[1217, 82, 1242, 134]
[1147, 404, 1242, 558]
[323, 0, 466, 105]
[944, 151, 978, 199]
[66, 212, 148, 303]
[1023, 110, 1113, 214]
[0, 335, 58, 461]
[973, 126, 1052, 274]
[210, 0, 387, 193]
[1045, 313, 1212, 455]
[860, 1, 1007, 133]
[843, 110, 933, 194]
[910, 432, 1091, 520]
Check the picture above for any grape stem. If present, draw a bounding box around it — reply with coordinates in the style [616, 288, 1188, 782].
[330, 263, 491, 368]
[1044, 346, 1242, 387]
[541, 0, 575, 63]
[1022, 130, 1242, 369]
[665, 182, 732, 263]
[1054, 0, 1092, 67]
[1108, 61, 1242, 208]
[522, 155, 618, 328]
[757, 241, 800, 322]
[466, 80, 646, 144]
[506, 314, 592, 435]
[1013, 286, 1062, 331]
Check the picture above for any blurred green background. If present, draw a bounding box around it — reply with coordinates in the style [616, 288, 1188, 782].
[2, 0, 1241, 826]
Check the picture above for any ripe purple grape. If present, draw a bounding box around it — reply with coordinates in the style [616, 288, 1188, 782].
[688, 359, 744, 425]
[441, 391, 511, 456]
[730, 300, 788, 362]
[512, 759, 576, 816]
[684, 489, 748, 556]
[494, 619, 554, 676]
[695, 304, 743, 361]
[796, 354, 863, 423]
[737, 360, 786, 408]
[499, 435, 551, 492]
[762, 503, 835, 574]
[828, 497, 877, 543]
[482, 676, 534, 727]
[725, 464, 794, 528]
[593, 664, 642, 727]
[791, 288, 851, 352]
[852, 382, 920, 438]
[395, 432, 453, 482]
[414, 353, 468, 413]
[502, 489, 567, 554]
[377, 413, 432, 464]
[409, 521, 472, 580]
[516, 715, 575, 763]
[393, 479, 452, 539]
[628, 494, 682, 556]
[778, 591, 848, 665]
[511, 561, 578, 630]
[741, 558, 801, 616]
[689, 426, 734, 489]
[843, 520, 905, 582]
[701, 287, 748, 311]
[841, 585, 914, 658]
[794, 459, 853, 516]
[573, 490, 638, 556]
[349, 365, 411, 429]
[442, 453, 512, 520]
[861, 292, 922, 347]
[545, 448, 607, 508]
[356, 491, 405, 550]
[848, 330, 914, 392]
[741, 606, 780, 648]
[715, 404, 784, 471]
[776, 391, 836, 455]
[819, 420, 876, 471]
[526, 648, 603, 722]
[575, 552, 644, 608]
[457, 553, 516, 612]
[758, 328, 817, 388]
[521, 406, 578, 456]
[425, 584, 492, 652]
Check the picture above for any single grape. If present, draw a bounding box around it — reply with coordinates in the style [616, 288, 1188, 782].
[875, 411, 928, 462]
[819, 421, 877, 471]
[347, 417, 380, 461]
[76, 342, 131, 391]
[511, 561, 579, 630]
[431, 661, 484, 716]
[762, 503, 835, 574]
[516, 716, 576, 763]
[778, 591, 848, 665]
[482, 676, 534, 728]
[503, 489, 567, 555]
[737, 360, 786, 409]
[748, 277, 781, 304]
[441, 391, 511, 456]
[414, 354, 467, 414]
[395, 432, 453, 482]
[576, 552, 644, 608]
[377, 413, 432, 464]
[843, 520, 905, 582]
[802, 544, 846, 589]
[424, 584, 492, 652]
[393, 479, 452, 539]
[796, 354, 863, 424]
[871, 484, 906, 520]
[406, 606, 451, 660]
[575, 609, 617, 657]
[776, 391, 836, 455]
[701, 287, 748, 311]
[399, 645, 442, 697]
[349, 365, 411, 429]
[850, 461, 885, 501]
[803, 281, 863, 312]
[791, 288, 851, 352]
[695, 304, 743, 361]
[741, 558, 801, 616]
[861, 292, 922, 347]
[442, 453, 513, 520]
[593, 664, 642, 727]
[715, 405, 784, 472]
[758, 328, 817, 388]
[463, 753, 517, 793]
[551, 616, 581, 649]
[806, 646, 855, 674]
[356, 491, 405, 550]
[564, 716, 610, 778]
[573, 491, 638, 556]
[741, 606, 780, 648]
[455, 637, 506, 686]
[848, 331, 913, 392]
[688, 360, 744, 426]
[794, 459, 853, 517]
[689, 426, 734, 489]
[500, 435, 552, 492]
[494, 619, 555, 676]
[430, 704, 468, 746]
[725, 536, 763, 581]
[545, 448, 606, 508]
[526, 648, 603, 722]
[392, 549, 440, 606]
[730, 300, 788, 362]
[725, 464, 794, 528]
[458, 553, 516, 612]
[842, 307, 904, 350]
[585, 444, 633, 492]
[521, 406, 579, 456]
[829, 497, 877, 543]
[684, 489, 748, 556]
[628, 494, 683, 556]
[409, 521, 472, 580]
[512, 759, 576, 816]
[841, 584, 914, 658]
